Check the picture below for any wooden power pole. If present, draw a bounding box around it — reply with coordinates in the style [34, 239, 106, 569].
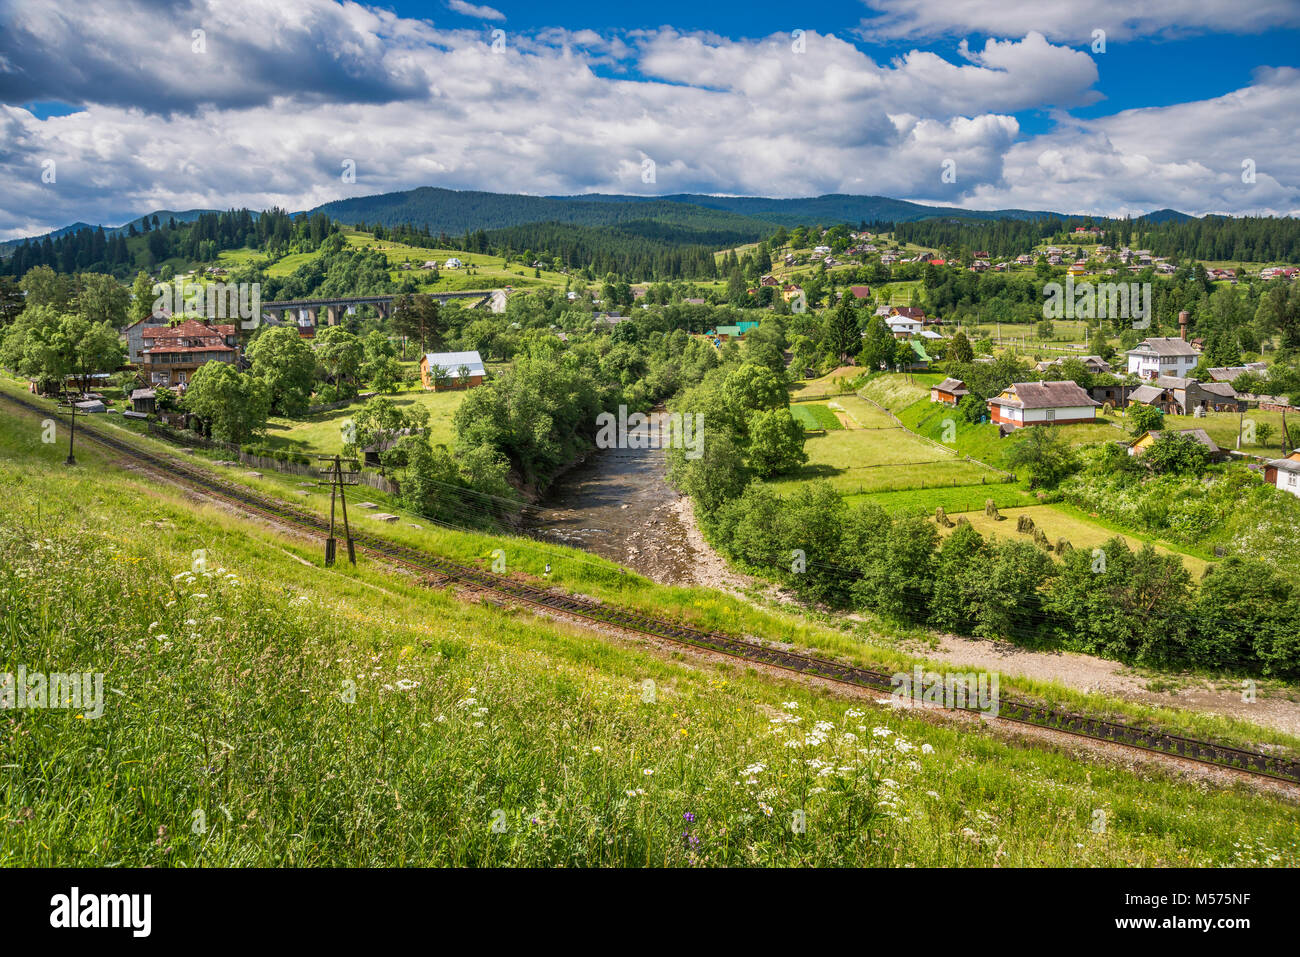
[316, 454, 358, 566]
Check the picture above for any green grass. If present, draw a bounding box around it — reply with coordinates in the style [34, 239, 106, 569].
[856, 374, 931, 412]
[789, 403, 842, 431]
[263, 389, 467, 455]
[937, 504, 1211, 577]
[3, 400, 1300, 867]
[855, 483, 1039, 514]
[772, 428, 1011, 497]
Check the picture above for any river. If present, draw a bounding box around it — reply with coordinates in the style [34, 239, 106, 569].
[523, 445, 702, 584]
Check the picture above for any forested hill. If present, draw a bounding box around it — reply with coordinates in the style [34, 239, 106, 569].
[559, 193, 1061, 227]
[309, 187, 781, 235]
[895, 213, 1300, 261]
[307, 186, 1085, 234]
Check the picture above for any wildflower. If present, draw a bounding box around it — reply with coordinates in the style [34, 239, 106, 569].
[591, 746, 603, 753]
[642, 768, 654, 776]
[683, 812, 695, 823]
[872, 727, 892, 738]
[782, 701, 798, 710]
[920, 743, 934, 754]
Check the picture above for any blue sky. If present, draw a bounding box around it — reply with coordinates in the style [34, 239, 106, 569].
[2, 0, 1299, 238]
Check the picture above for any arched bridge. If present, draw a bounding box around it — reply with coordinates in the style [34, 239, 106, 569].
[262, 290, 504, 324]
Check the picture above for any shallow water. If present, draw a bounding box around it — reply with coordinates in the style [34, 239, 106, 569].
[524, 445, 696, 583]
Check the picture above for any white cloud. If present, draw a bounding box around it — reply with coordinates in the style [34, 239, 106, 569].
[446, 0, 505, 22]
[0, 0, 1295, 236]
[856, 0, 1300, 44]
[953, 67, 1300, 218]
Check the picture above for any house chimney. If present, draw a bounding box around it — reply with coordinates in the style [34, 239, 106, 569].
[1178, 310, 1189, 340]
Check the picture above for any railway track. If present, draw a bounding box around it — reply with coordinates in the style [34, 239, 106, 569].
[8, 390, 1300, 787]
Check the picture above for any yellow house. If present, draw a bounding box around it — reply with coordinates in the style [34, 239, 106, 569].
[1128, 428, 1220, 457]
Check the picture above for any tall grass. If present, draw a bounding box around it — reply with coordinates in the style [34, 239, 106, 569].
[1, 417, 1298, 866]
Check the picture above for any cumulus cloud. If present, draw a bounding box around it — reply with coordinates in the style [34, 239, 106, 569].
[0, 0, 1295, 237]
[856, 0, 1300, 44]
[446, 0, 504, 21]
[953, 67, 1300, 218]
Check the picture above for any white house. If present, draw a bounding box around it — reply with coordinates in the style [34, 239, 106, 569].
[443, 257, 463, 268]
[988, 381, 1099, 429]
[1265, 453, 1300, 498]
[887, 318, 922, 338]
[1126, 337, 1200, 380]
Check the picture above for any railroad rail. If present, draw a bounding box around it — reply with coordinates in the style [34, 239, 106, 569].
[7, 390, 1300, 787]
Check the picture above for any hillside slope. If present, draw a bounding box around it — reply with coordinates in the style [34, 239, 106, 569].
[1, 402, 1298, 866]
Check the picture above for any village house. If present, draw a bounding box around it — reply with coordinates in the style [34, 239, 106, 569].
[930, 377, 969, 407]
[129, 388, 156, 414]
[887, 317, 923, 338]
[889, 305, 928, 323]
[1088, 382, 1134, 408]
[1208, 362, 1268, 382]
[1035, 355, 1112, 376]
[1128, 428, 1222, 459]
[1259, 266, 1298, 280]
[1126, 337, 1201, 380]
[1264, 451, 1300, 498]
[121, 309, 172, 364]
[847, 285, 871, 300]
[419, 350, 486, 391]
[140, 320, 238, 388]
[1127, 376, 1243, 415]
[988, 380, 1099, 430]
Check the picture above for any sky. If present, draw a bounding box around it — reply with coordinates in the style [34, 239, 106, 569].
[1, 0, 1298, 240]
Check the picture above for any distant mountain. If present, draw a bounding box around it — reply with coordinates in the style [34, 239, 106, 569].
[1135, 208, 1195, 224]
[307, 187, 780, 235]
[0, 221, 94, 258]
[3, 188, 1204, 261]
[554, 192, 1061, 227]
[0, 208, 220, 258]
[308, 186, 1072, 234]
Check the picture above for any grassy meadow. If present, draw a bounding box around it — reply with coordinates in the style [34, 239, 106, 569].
[263, 388, 467, 455]
[2, 400, 1299, 867]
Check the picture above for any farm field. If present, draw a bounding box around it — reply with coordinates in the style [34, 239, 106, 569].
[217, 228, 573, 292]
[771, 419, 1008, 496]
[790, 365, 863, 399]
[936, 503, 1211, 578]
[826, 395, 896, 429]
[4, 400, 1299, 867]
[789, 402, 842, 431]
[856, 372, 934, 411]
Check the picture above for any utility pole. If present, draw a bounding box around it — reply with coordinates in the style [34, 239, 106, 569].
[316, 454, 358, 566]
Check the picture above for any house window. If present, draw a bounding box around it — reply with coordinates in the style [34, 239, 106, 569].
[1045, 409, 1056, 422]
